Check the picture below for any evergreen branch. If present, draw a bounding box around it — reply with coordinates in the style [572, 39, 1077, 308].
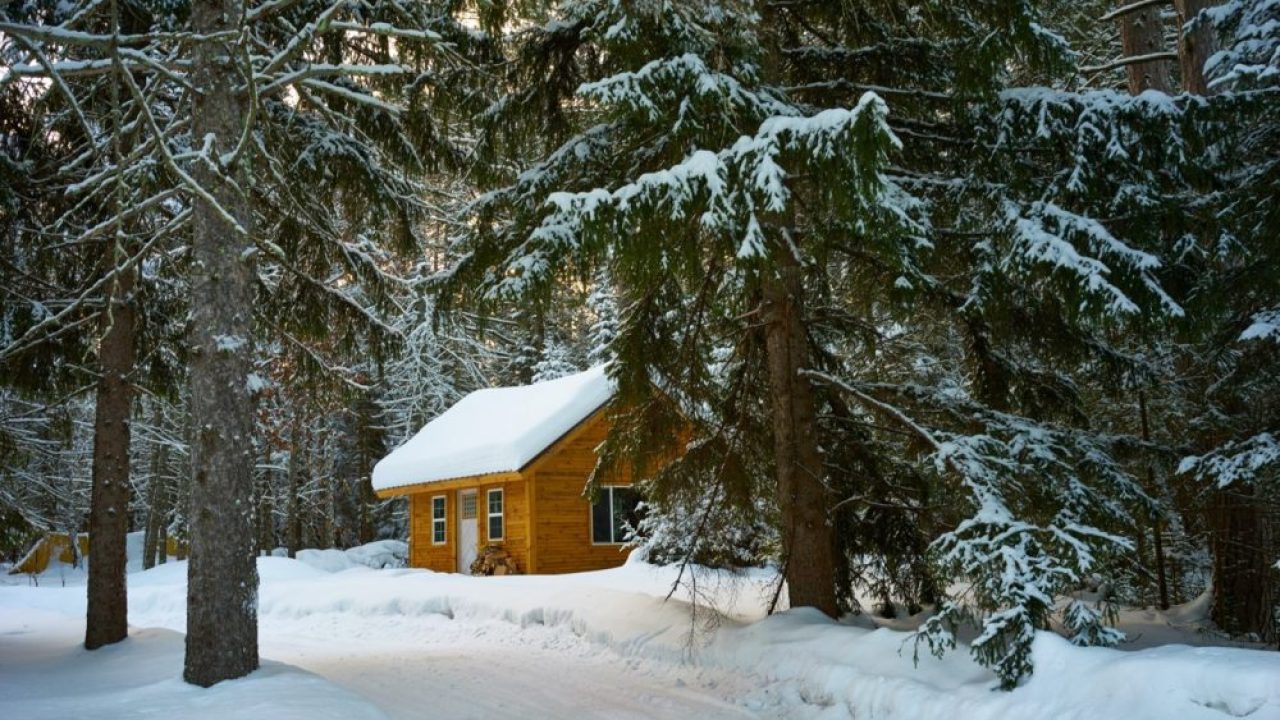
[258, 63, 409, 96]
[2, 32, 96, 142]
[0, 22, 238, 48]
[297, 78, 403, 115]
[327, 21, 442, 41]
[1081, 52, 1179, 75]
[1100, 0, 1174, 22]
[277, 330, 374, 392]
[0, 212, 185, 362]
[245, 0, 306, 22]
[118, 62, 248, 238]
[259, 0, 346, 77]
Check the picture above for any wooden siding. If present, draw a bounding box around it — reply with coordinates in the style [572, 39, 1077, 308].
[408, 479, 532, 574]
[400, 407, 677, 575]
[476, 479, 531, 573]
[530, 412, 634, 574]
[409, 492, 457, 573]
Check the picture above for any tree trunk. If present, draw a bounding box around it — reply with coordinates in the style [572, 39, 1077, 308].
[356, 397, 380, 545]
[1152, 523, 1170, 610]
[1117, 1, 1174, 94]
[1136, 391, 1170, 610]
[1174, 0, 1219, 94]
[85, 261, 136, 650]
[286, 417, 303, 559]
[142, 440, 169, 571]
[325, 470, 337, 549]
[158, 516, 168, 565]
[1208, 486, 1276, 642]
[258, 441, 275, 555]
[358, 475, 376, 545]
[184, 0, 259, 687]
[760, 244, 838, 618]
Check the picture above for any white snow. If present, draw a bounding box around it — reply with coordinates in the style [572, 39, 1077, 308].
[213, 334, 248, 352]
[294, 540, 407, 572]
[1241, 308, 1280, 342]
[0, 617, 387, 720]
[3, 540, 1279, 720]
[371, 365, 614, 491]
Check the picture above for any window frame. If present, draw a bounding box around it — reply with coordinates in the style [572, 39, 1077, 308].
[590, 485, 639, 546]
[487, 488, 504, 541]
[431, 495, 447, 545]
[460, 490, 478, 521]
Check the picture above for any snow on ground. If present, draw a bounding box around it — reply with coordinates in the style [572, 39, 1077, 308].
[3, 540, 1279, 720]
[0, 610, 387, 720]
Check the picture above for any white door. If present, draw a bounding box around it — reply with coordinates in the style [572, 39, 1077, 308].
[458, 490, 478, 574]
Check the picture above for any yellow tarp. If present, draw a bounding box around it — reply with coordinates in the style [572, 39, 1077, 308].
[7, 533, 187, 574]
[9, 532, 89, 575]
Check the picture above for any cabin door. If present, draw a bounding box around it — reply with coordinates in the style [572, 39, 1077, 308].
[457, 489, 478, 574]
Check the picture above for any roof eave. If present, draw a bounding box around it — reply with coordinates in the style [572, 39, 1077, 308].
[373, 470, 525, 498]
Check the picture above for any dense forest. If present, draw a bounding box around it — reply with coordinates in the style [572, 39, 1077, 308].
[1, 0, 1276, 690]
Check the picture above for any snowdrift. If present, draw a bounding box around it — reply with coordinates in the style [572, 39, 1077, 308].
[129, 556, 1280, 719]
[3, 542, 1276, 720]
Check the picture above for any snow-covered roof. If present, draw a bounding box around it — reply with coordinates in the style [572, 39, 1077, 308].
[372, 366, 615, 492]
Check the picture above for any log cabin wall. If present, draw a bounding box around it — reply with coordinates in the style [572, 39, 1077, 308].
[409, 491, 457, 572]
[476, 478, 531, 572]
[529, 412, 633, 574]
[402, 408, 663, 575]
[408, 477, 532, 573]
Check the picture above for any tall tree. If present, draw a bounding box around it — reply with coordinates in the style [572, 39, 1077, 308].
[447, 0, 1185, 687]
[183, 0, 260, 686]
[4, 0, 484, 681]
[84, 250, 136, 648]
[1173, 0, 1280, 644]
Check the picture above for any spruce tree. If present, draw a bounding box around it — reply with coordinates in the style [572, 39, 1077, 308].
[444, 0, 1196, 685]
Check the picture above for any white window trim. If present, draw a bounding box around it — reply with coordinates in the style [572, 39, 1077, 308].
[431, 494, 447, 545]
[487, 488, 504, 541]
[590, 485, 633, 546]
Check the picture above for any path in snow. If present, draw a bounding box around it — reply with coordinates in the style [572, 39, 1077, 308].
[261, 612, 761, 720]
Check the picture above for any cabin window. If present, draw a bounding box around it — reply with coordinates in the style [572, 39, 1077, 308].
[487, 489, 504, 541]
[591, 486, 642, 544]
[431, 495, 446, 544]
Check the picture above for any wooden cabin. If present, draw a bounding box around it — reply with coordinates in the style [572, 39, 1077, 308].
[372, 366, 644, 575]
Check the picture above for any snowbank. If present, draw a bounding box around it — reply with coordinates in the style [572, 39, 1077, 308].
[3, 551, 1277, 720]
[129, 559, 1280, 719]
[295, 540, 408, 573]
[372, 365, 614, 490]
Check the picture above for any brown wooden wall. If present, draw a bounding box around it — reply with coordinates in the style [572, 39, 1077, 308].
[477, 478, 531, 572]
[408, 478, 531, 574]
[402, 409, 660, 575]
[529, 412, 633, 574]
[409, 491, 457, 573]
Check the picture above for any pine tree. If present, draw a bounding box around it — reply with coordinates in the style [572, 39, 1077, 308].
[442, 0, 1199, 686]
[586, 268, 619, 366]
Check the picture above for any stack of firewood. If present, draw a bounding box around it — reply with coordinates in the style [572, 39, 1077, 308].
[469, 545, 520, 576]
